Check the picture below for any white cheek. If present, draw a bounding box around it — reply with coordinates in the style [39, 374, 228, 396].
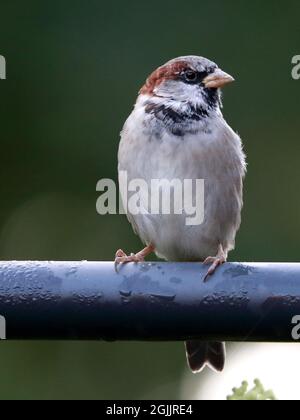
[154, 80, 207, 107]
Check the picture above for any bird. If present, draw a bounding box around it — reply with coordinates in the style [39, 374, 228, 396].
[115, 55, 246, 373]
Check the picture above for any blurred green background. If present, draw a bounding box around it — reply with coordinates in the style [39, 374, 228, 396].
[0, 0, 299, 400]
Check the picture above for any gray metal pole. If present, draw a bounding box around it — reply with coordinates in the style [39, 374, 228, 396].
[0, 261, 299, 341]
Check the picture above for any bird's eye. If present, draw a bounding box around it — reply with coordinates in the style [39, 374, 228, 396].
[183, 70, 209, 84]
[183, 70, 198, 83]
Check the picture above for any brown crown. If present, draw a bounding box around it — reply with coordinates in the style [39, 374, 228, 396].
[139, 60, 188, 95]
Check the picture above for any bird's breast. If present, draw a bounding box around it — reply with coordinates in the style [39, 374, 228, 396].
[118, 107, 246, 261]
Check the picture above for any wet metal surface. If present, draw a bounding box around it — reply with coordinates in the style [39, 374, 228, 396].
[0, 261, 299, 341]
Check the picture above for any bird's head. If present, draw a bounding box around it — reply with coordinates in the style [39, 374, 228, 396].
[140, 56, 234, 113]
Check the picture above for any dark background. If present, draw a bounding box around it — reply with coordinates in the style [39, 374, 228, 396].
[0, 0, 299, 399]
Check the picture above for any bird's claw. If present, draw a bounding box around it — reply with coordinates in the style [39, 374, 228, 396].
[114, 249, 145, 272]
[203, 256, 226, 282]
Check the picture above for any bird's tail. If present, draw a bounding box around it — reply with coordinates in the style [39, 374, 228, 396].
[185, 341, 226, 373]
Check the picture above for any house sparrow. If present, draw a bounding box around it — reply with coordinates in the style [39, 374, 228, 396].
[115, 56, 246, 373]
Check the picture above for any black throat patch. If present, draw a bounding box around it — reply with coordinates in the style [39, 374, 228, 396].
[144, 93, 219, 137]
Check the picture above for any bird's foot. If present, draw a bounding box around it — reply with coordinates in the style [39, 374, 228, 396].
[203, 245, 227, 282]
[114, 245, 154, 272]
[115, 249, 145, 264]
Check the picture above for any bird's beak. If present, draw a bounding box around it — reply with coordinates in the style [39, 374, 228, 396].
[203, 69, 235, 89]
